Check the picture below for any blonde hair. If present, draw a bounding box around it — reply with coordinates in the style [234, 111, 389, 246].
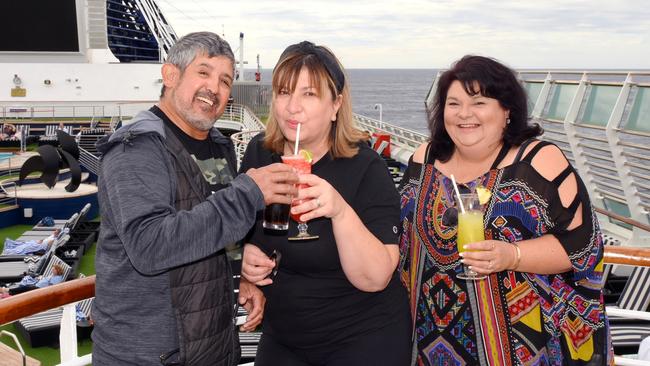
[264, 43, 366, 158]
[53, 264, 65, 276]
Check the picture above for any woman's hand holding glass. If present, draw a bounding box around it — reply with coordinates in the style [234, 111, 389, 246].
[290, 173, 347, 223]
[459, 239, 519, 275]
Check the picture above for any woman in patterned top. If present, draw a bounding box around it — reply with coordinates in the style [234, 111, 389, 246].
[398, 55, 613, 365]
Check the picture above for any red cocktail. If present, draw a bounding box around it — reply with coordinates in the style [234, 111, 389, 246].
[282, 155, 318, 240]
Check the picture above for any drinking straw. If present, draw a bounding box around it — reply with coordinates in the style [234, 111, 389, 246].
[450, 174, 465, 214]
[294, 123, 301, 156]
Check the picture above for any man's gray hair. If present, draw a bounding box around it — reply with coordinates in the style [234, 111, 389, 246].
[161, 32, 235, 96]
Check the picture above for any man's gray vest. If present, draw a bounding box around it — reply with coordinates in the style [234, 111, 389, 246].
[163, 124, 241, 366]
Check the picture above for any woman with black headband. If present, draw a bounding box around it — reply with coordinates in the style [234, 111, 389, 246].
[239, 41, 411, 365]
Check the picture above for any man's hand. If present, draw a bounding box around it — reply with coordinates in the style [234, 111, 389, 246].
[246, 163, 298, 205]
[238, 278, 265, 332]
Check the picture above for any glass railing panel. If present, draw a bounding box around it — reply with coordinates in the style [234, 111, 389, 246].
[623, 86, 650, 133]
[544, 84, 578, 120]
[524, 82, 543, 116]
[603, 198, 632, 230]
[581, 85, 619, 126]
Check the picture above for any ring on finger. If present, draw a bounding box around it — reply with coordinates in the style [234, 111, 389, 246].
[316, 198, 322, 208]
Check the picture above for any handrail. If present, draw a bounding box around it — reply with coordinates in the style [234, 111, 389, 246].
[595, 207, 650, 233]
[1, 245, 649, 327]
[604, 247, 650, 267]
[0, 276, 95, 326]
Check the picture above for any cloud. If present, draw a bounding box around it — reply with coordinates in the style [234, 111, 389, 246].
[158, 0, 650, 68]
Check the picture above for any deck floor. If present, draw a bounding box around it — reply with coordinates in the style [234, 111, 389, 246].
[0, 341, 41, 366]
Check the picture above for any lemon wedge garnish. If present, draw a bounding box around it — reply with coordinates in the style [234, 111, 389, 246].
[476, 186, 491, 205]
[298, 149, 313, 163]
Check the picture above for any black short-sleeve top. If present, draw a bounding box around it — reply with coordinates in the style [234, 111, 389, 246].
[240, 133, 408, 349]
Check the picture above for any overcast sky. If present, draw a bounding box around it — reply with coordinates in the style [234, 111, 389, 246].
[157, 0, 650, 69]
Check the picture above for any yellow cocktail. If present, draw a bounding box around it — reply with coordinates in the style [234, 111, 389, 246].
[456, 192, 487, 280]
[457, 211, 485, 254]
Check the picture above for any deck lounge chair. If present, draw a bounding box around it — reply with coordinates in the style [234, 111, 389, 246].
[607, 266, 650, 351]
[239, 331, 261, 360]
[15, 296, 93, 348]
[15, 231, 57, 242]
[31, 204, 89, 233]
[12, 231, 70, 249]
[0, 235, 69, 283]
[13, 271, 88, 348]
[30, 212, 80, 233]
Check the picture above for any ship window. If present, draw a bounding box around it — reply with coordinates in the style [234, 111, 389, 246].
[524, 82, 543, 117]
[623, 86, 650, 133]
[545, 84, 578, 121]
[581, 85, 619, 127]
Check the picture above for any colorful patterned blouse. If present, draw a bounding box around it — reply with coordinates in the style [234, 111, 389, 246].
[398, 140, 613, 365]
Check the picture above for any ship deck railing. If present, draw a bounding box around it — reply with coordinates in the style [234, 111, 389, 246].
[1, 233, 650, 365]
[0, 156, 18, 209]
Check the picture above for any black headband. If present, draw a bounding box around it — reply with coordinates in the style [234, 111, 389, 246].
[277, 41, 345, 94]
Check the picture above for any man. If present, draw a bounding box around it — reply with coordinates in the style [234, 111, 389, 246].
[93, 32, 297, 365]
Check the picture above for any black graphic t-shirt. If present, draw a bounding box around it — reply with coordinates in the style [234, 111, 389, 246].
[151, 106, 233, 192]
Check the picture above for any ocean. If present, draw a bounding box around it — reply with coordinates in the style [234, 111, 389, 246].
[347, 69, 437, 134]
[249, 69, 437, 134]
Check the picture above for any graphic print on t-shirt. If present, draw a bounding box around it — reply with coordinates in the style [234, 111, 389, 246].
[191, 155, 233, 186]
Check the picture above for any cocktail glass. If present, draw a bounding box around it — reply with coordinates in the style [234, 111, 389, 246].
[457, 192, 487, 280]
[282, 155, 319, 241]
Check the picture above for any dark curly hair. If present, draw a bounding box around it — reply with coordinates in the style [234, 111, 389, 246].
[427, 55, 542, 162]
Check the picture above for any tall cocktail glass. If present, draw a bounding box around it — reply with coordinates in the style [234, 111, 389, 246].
[457, 192, 487, 280]
[282, 155, 319, 241]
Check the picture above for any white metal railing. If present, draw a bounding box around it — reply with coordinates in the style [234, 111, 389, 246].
[0, 155, 18, 207]
[353, 113, 428, 164]
[0, 180, 19, 208]
[0, 330, 28, 365]
[231, 129, 264, 169]
[109, 116, 120, 131]
[229, 111, 426, 170]
[57, 302, 92, 366]
[0, 105, 107, 121]
[78, 147, 101, 176]
[507, 71, 650, 246]
[222, 103, 266, 132]
[225, 104, 265, 169]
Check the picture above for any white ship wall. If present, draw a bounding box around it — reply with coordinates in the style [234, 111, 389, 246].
[1, 63, 162, 105]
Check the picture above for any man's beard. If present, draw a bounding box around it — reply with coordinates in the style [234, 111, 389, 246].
[184, 111, 217, 131]
[173, 91, 220, 131]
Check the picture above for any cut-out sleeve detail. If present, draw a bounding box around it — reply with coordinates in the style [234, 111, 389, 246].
[507, 141, 604, 281]
[552, 165, 573, 186]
